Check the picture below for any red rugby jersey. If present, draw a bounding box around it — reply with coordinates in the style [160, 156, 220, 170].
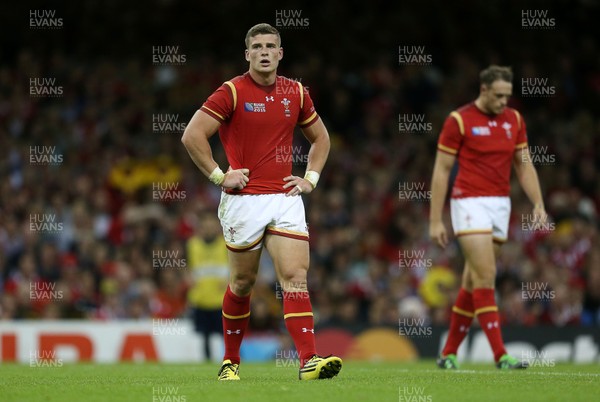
[437, 103, 528, 198]
[200, 73, 319, 194]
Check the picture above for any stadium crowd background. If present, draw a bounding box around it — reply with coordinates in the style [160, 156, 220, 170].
[0, 1, 599, 337]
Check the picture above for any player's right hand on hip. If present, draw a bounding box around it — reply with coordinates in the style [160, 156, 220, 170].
[429, 221, 448, 249]
[222, 168, 250, 190]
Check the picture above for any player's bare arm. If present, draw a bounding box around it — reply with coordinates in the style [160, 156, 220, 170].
[283, 117, 330, 196]
[429, 150, 456, 248]
[181, 110, 250, 190]
[513, 147, 547, 224]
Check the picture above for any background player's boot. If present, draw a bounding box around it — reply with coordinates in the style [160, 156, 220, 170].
[437, 354, 459, 369]
[299, 355, 342, 380]
[496, 354, 528, 369]
[217, 359, 240, 380]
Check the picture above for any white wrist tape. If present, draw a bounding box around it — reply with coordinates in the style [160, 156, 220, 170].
[209, 166, 225, 186]
[304, 170, 320, 189]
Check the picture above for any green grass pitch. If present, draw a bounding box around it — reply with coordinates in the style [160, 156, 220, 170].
[2, 361, 599, 402]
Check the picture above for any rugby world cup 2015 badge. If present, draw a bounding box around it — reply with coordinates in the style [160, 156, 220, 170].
[244, 102, 266, 112]
[471, 126, 491, 136]
[281, 98, 291, 117]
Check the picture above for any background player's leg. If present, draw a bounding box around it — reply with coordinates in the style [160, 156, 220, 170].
[459, 234, 507, 362]
[264, 234, 316, 366]
[221, 249, 261, 365]
[441, 262, 474, 358]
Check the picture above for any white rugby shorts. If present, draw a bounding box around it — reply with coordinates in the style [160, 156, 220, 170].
[218, 193, 309, 252]
[450, 196, 511, 243]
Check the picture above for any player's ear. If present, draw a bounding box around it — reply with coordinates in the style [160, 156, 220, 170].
[278, 47, 283, 60]
[245, 49, 250, 62]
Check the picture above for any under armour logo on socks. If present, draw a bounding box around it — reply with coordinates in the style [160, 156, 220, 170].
[226, 329, 241, 335]
[301, 328, 314, 333]
[486, 321, 499, 329]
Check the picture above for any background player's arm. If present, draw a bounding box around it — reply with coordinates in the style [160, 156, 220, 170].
[429, 151, 456, 248]
[283, 117, 330, 195]
[181, 110, 249, 189]
[513, 147, 547, 223]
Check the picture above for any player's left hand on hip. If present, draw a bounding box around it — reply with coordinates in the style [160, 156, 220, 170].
[283, 175, 312, 197]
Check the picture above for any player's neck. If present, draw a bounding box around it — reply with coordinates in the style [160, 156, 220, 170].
[474, 98, 492, 115]
[248, 69, 276, 86]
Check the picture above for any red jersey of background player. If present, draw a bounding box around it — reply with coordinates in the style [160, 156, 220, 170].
[200, 73, 318, 194]
[437, 102, 528, 198]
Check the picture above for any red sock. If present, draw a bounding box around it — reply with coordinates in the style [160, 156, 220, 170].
[221, 285, 250, 364]
[283, 291, 316, 367]
[473, 288, 507, 362]
[442, 288, 474, 356]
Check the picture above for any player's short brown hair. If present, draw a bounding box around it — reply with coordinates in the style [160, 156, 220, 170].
[245, 23, 281, 48]
[480, 65, 513, 86]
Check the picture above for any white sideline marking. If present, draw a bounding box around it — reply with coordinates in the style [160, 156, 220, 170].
[400, 369, 600, 377]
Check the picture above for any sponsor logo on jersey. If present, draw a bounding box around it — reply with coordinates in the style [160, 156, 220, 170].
[472, 126, 491, 136]
[244, 102, 266, 112]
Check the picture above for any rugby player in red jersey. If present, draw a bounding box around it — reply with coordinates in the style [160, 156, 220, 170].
[181, 23, 342, 380]
[430, 65, 547, 369]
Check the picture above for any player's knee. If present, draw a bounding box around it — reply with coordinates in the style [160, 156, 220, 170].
[279, 270, 308, 291]
[230, 274, 256, 296]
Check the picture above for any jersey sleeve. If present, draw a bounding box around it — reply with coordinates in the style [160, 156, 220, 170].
[437, 113, 463, 155]
[200, 83, 234, 123]
[297, 85, 319, 128]
[514, 110, 528, 150]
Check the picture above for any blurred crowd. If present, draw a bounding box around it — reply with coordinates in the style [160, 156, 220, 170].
[0, 1, 599, 332]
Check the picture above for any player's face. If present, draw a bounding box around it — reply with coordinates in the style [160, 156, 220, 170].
[481, 80, 512, 115]
[245, 34, 283, 75]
